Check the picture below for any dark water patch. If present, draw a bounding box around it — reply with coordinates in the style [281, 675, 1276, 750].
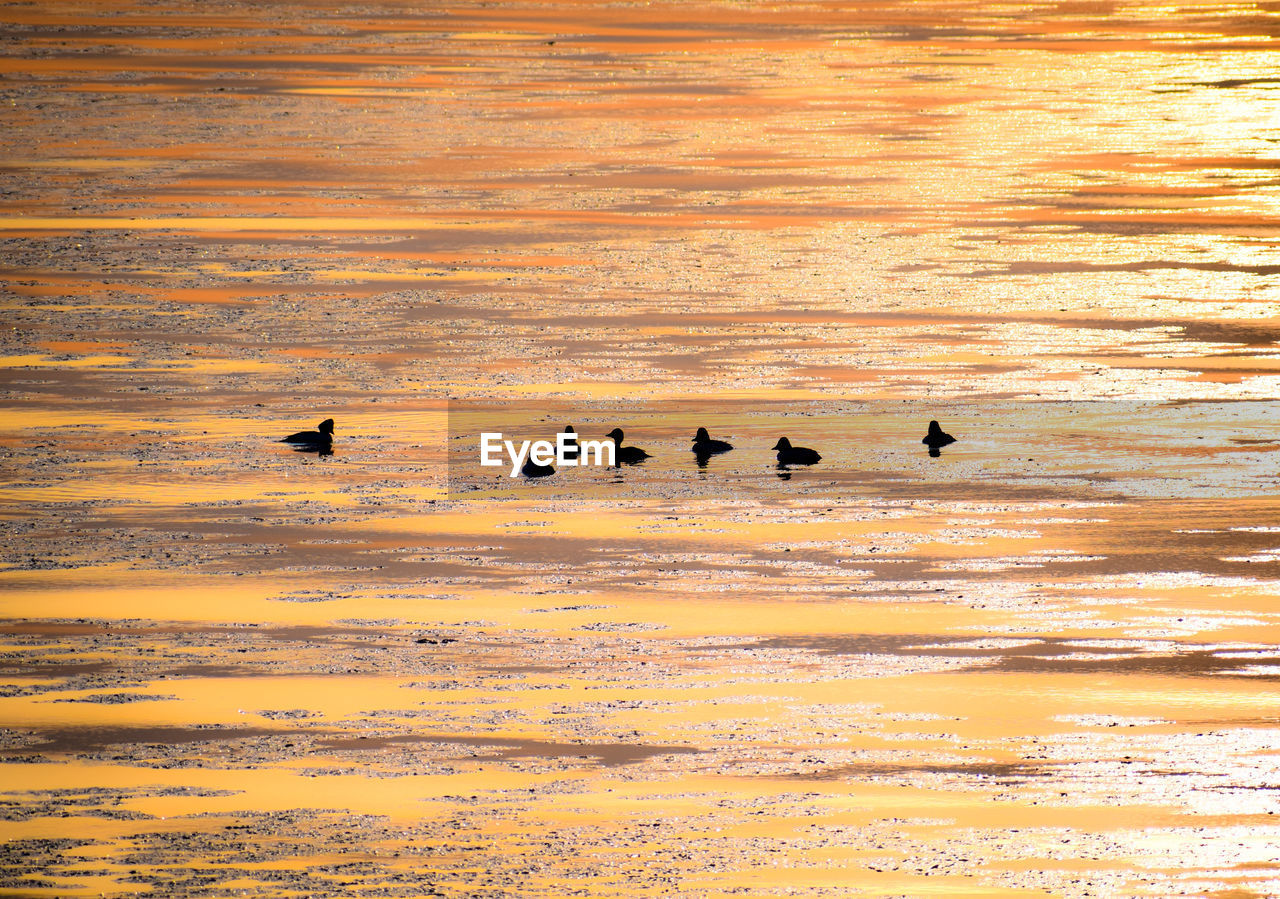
[314, 733, 699, 767]
[1024, 552, 1280, 583]
[1179, 321, 1280, 347]
[3, 725, 307, 755]
[1190, 77, 1280, 89]
[0, 621, 125, 636]
[0, 837, 94, 883]
[51, 692, 177, 704]
[473, 663, 567, 674]
[992, 650, 1280, 680]
[160, 664, 266, 678]
[749, 634, 1141, 664]
[450, 306, 1277, 341]
[963, 260, 1280, 278]
[959, 215, 1280, 236]
[0, 661, 112, 677]
[0, 620, 409, 643]
[257, 624, 416, 647]
[745, 634, 1280, 681]
[783, 760, 1051, 783]
[747, 633, 1012, 658]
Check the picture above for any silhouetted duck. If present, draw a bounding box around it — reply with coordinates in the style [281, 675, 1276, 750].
[773, 436, 820, 466]
[560, 425, 579, 462]
[606, 427, 650, 465]
[521, 457, 555, 478]
[922, 420, 956, 457]
[691, 427, 733, 456]
[280, 418, 334, 454]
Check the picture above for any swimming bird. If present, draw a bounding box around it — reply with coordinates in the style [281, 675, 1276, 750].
[521, 457, 555, 478]
[280, 418, 334, 454]
[606, 427, 650, 465]
[922, 420, 956, 457]
[691, 427, 733, 456]
[773, 436, 820, 466]
[560, 425, 579, 462]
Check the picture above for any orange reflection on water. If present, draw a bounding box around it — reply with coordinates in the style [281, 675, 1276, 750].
[4, 0, 1280, 895]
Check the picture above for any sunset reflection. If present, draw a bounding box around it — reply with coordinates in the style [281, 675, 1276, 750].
[3, 1, 1280, 896]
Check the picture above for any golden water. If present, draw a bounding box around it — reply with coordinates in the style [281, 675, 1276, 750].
[3, 1, 1280, 895]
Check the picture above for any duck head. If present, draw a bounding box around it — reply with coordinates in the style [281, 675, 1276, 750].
[318, 418, 335, 436]
[772, 437, 792, 451]
[694, 427, 710, 442]
[606, 428, 625, 443]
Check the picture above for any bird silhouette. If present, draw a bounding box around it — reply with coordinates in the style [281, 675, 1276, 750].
[922, 420, 956, 457]
[773, 436, 820, 466]
[280, 418, 334, 455]
[691, 430, 732, 471]
[521, 457, 555, 478]
[606, 427, 650, 465]
[691, 427, 733, 459]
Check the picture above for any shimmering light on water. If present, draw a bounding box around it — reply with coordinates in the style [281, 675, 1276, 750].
[3, 0, 1280, 896]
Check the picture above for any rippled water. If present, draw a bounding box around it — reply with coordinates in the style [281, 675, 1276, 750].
[3, 1, 1280, 896]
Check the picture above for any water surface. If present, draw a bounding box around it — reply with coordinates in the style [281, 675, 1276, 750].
[3, 1, 1280, 895]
